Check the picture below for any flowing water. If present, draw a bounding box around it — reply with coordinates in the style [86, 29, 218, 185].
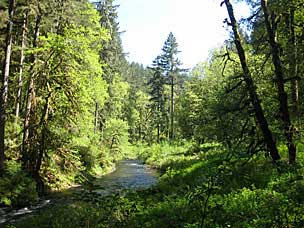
[0, 159, 158, 225]
[91, 159, 158, 195]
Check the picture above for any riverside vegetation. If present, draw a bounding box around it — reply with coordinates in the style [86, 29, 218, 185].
[1, 0, 304, 227]
[6, 142, 304, 227]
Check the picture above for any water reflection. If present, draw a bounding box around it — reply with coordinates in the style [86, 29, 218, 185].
[92, 160, 158, 195]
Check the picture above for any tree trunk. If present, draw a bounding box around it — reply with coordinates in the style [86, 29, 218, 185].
[224, 0, 280, 162]
[138, 123, 142, 142]
[285, 8, 299, 117]
[261, 0, 296, 163]
[157, 102, 160, 143]
[15, 10, 28, 125]
[22, 13, 42, 169]
[0, 0, 15, 174]
[94, 102, 99, 134]
[170, 73, 174, 142]
[34, 90, 51, 195]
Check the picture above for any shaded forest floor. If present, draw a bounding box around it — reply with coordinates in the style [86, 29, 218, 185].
[5, 142, 304, 228]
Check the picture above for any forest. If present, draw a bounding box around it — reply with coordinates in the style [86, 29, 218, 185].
[1, 0, 304, 227]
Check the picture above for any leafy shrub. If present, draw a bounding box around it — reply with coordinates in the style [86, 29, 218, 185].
[0, 160, 38, 207]
[103, 118, 129, 157]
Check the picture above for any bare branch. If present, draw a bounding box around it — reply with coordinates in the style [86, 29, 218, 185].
[284, 76, 301, 83]
[225, 79, 244, 94]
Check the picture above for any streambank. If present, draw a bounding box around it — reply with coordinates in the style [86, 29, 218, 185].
[1, 159, 159, 226]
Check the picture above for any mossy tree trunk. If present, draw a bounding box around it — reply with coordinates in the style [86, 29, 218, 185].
[223, 0, 281, 162]
[0, 0, 15, 174]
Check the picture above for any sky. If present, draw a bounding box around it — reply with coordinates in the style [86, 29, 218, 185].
[116, 0, 250, 69]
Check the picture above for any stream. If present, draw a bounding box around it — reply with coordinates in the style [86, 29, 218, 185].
[91, 159, 158, 194]
[0, 159, 159, 226]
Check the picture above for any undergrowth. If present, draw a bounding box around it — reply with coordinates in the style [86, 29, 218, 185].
[6, 142, 304, 227]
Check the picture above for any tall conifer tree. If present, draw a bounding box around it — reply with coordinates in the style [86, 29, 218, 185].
[148, 32, 183, 142]
[148, 56, 166, 142]
[96, 0, 127, 132]
[161, 32, 182, 141]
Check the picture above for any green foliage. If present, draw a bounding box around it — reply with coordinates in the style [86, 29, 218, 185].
[134, 142, 191, 170]
[11, 202, 104, 228]
[7, 143, 304, 227]
[124, 88, 151, 143]
[0, 160, 38, 207]
[147, 32, 185, 142]
[26, 1, 111, 188]
[1, 0, 116, 194]
[3, 0, 304, 227]
[103, 118, 129, 158]
[177, 47, 274, 157]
